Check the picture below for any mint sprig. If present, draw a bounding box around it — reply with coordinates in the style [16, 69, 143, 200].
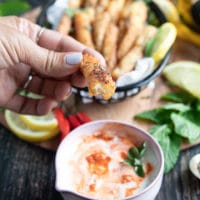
[124, 142, 147, 177]
[134, 91, 200, 173]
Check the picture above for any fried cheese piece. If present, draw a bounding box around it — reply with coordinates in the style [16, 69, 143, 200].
[117, 1, 148, 60]
[93, 11, 111, 51]
[80, 54, 116, 100]
[107, 0, 125, 22]
[82, 0, 98, 7]
[96, 0, 109, 13]
[112, 25, 157, 80]
[56, 13, 71, 35]
[102, 23, 118, 71]
[74, 12, 95, 48]
[69, 0, 83, 8]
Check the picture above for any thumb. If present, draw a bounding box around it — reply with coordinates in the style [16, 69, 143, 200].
[19, 37, 83, 78]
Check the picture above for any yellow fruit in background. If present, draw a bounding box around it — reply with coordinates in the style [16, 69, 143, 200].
[149, 22, 177, 63]
[152, 0, 180, 23]
[5, 110, 59, 142]
[20, 112, 58, 131]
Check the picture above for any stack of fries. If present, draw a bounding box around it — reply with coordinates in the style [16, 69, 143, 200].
[57, 0, 158, 81]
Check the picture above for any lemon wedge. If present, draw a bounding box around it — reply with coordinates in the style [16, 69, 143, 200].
[19, 112, 58, 131]
[5, 110, 59, 142]
[152, 0, 180, 24]
[163, 61, 200, 99]
[149, 22, 177, 63]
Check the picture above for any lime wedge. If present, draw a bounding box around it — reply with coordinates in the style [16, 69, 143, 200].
[163, 61, 200, 99]
[148, 22, 177, 63]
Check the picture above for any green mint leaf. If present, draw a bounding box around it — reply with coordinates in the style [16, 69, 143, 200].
[161, 103, 191, 112]
[135, 165, 145, 177]
[124, 158, 133, 167]
[163, 134, 182, 173]
[149, 124, 171, 140]
[132, 158, 142, 166]
[150, 124, 181, 173]
[171, 113, 200, 143]
[161, 92, 195, 103]
[0, 1, 30, 16]
[128, 147, 140, 159]
[135, 103, 190, 124]
[135, 109, 169, 124]
[137, 142, 147, 157]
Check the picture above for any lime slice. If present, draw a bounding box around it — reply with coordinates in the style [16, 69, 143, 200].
[5, 110, 59, 142]
[19, 112, 58, 131]
[163, 61, 200, 99]
[149, 22, 177, 63]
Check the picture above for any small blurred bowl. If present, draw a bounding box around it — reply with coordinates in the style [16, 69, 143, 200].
[37, 1, 170, 104]
[55, 120, 164, 200]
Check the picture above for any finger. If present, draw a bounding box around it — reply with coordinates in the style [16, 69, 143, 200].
[5, 94, 58, 115]
[70, 71, 87, 88]
[40, 79, 72, 101]
[27, 76, 72, 101]
[17, 36, 83, 77]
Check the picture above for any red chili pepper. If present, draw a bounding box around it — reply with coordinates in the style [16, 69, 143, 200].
[54, 108, 70, 140]
[76, 112, 91, 124]
[67, 115, 81, 129]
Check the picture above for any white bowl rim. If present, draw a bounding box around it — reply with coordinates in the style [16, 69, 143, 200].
[55, 119, 164, 200]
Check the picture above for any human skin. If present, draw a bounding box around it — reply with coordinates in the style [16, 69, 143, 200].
[0, 16, 105, 115]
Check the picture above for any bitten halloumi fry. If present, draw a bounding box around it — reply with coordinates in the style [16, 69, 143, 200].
[74, 12, 94, 48]
[107, 0, 125, 22]
[117, 1, 148, 60]
[112, 25, 157, 80]
[80, 54, 116, 100]
[102, 23, 118, 71]
[93, 11, 111, 51]
[56, 13, 71, 35]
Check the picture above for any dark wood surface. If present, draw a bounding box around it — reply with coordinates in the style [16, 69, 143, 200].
[0, 1, 200, 200]
[0, 124, 200, 200]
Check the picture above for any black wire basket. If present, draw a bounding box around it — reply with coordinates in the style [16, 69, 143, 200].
[37, 0, 170, 104]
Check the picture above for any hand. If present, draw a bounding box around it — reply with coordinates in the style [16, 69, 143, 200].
[0, 16, 105, 115]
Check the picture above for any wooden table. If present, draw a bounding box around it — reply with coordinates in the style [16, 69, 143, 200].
[0, 4, 200, 200]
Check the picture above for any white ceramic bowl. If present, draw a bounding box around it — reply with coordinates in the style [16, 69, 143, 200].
[55, 120, 164, 200]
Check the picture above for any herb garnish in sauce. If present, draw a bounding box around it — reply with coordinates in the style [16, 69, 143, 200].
[124, 142, 147, 177]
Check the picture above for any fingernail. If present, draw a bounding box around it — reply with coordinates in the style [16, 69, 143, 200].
[65, 53, 82, 65]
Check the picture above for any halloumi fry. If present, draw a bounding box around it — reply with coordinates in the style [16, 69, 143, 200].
[82, 0, 98, 7]
[74, 12, 94, 48]
[112, 25, 157, 80]
[80, 54, 116, 100]
[56, 13, 71, 35]
[96, 0, 109, 13]
[117, 1, 148, 60]
[69, 0, 83, 8]
[102, 23, 118, 71]
[93, 11, 111, 51]
[112, 47, 143, 80]
[107, 0, 125, 22]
